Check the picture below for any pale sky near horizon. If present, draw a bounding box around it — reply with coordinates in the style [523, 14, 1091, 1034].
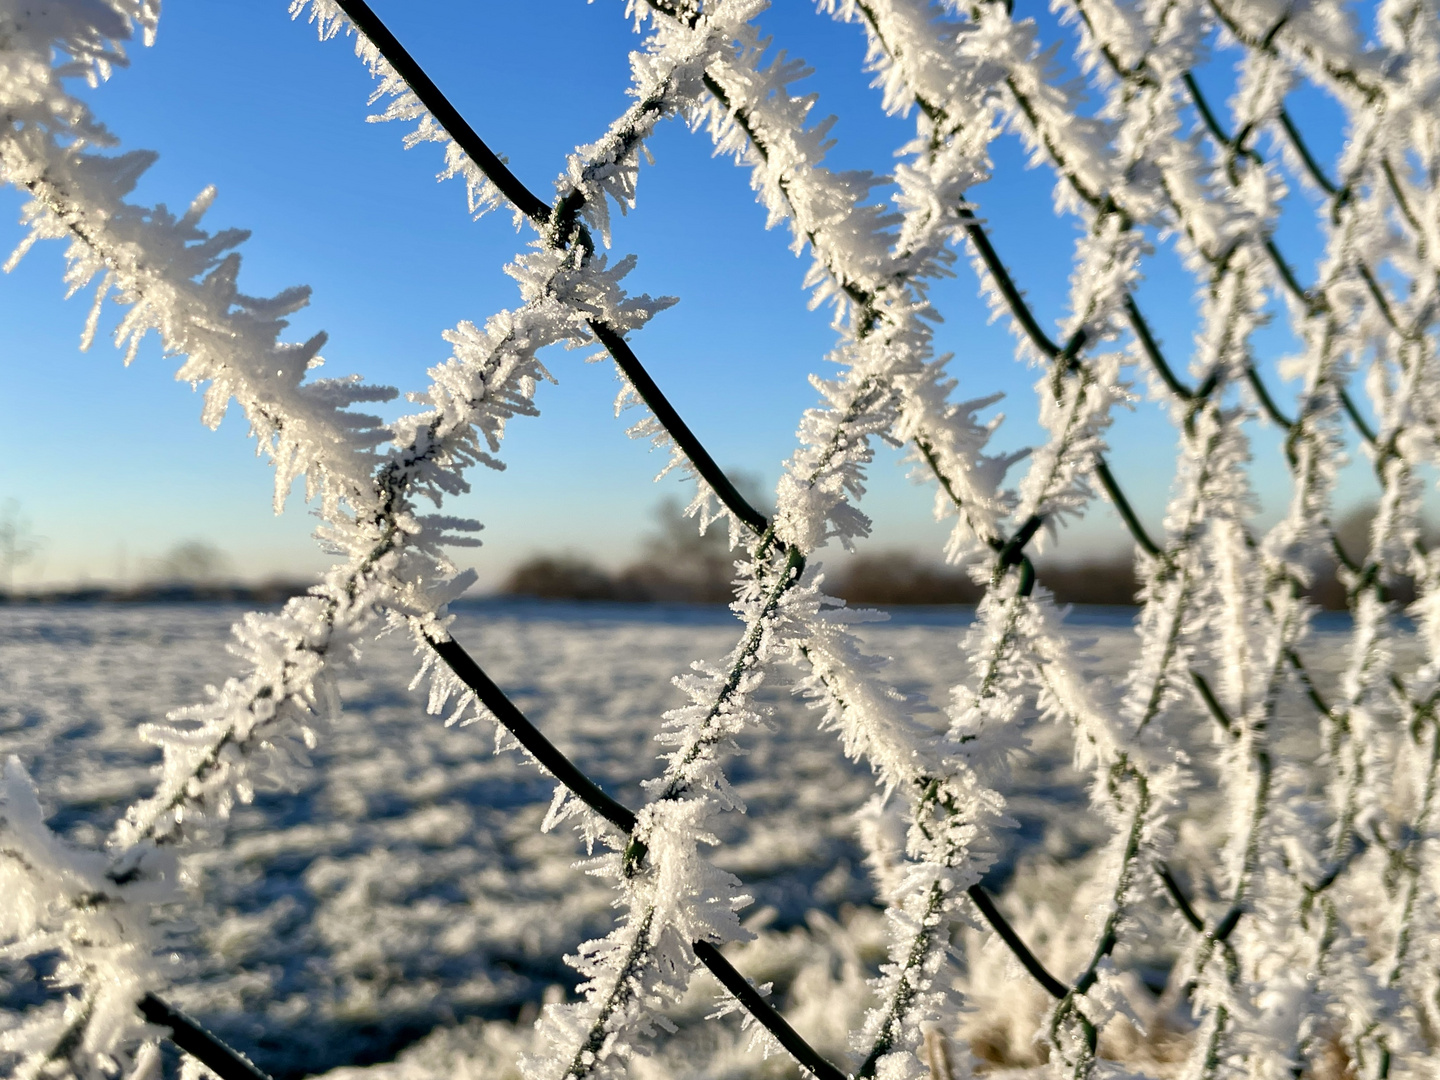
[0, 1, 1379, 591]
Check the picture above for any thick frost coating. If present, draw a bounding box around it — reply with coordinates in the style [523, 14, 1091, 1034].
[632, 4, 1044, 1072]
[0, 1, 658, 1072]
[0, 757, 176, 1080]
[752, 0, 1440, 1076]
[5, 0, 1440, 1078]
[1038, 3, 1440, 1076]
[731, 1, 1175, 1071]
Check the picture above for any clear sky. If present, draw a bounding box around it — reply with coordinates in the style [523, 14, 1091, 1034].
[0, 1, 1375, 590]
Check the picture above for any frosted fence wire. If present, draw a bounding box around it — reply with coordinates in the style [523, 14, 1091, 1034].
[1, 1, 1438, 1079]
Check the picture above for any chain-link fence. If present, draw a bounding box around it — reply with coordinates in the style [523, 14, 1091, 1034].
[2, 2, 1437, 1078]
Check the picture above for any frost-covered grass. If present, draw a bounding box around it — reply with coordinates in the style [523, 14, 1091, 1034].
[0, 601, 1376, 1079]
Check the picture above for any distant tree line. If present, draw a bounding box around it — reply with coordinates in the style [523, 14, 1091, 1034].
[0, 535, 308, 605]
[503, 495, 740, 603]
[501, 544, 1144, 607]
[1, 502, 1422, 610]
[502, 502, 1433, 610]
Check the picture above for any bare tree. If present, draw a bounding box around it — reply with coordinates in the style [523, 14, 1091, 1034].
[0, 500, 41, 595]
[152, 539, 233, 584]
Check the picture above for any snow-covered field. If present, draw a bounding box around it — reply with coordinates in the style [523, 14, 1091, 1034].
[0, 602, 1372, 1078]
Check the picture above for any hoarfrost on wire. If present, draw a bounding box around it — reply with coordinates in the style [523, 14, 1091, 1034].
[1, 0, 1438, 1079]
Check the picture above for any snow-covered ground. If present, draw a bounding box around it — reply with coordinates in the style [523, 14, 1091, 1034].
[0, 601, 1372, 1078]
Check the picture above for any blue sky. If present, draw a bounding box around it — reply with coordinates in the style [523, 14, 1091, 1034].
[0, 1, 1374, 589]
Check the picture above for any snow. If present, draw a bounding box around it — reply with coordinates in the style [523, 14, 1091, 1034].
[0, 600, 1378, 1078]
